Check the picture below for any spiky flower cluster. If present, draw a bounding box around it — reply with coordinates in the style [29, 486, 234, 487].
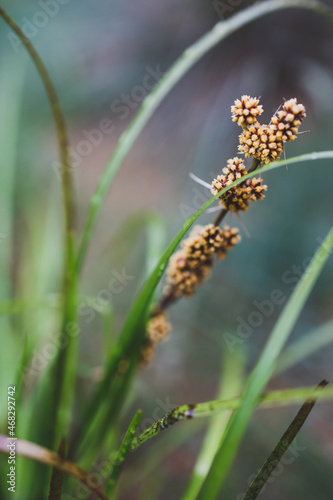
[211, 157, 267, 212]
[234, 96, 306, 164]
[231, 95, 263, 128]
[140, 312, 171, 367]
[238, 124, 284, 164]
[165, 223, 241, 297]
[142, 96, 306, 369]
[147, 312, 171, 343]
[271, 98, 306, 142]
[215, 225, 242, 259]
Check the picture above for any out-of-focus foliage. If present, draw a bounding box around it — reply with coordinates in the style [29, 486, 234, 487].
[0, 1, 333, 499]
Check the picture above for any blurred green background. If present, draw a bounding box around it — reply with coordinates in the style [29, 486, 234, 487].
[0, 0, 333, 498]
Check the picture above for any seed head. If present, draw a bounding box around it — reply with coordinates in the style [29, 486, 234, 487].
[215, 226, 241, 260]
[211, 157, 250, 212]
[238, 124, 284, 164]
[139, 338, 156, 368]
[165, 223, 240, 297]
[211, 157, 267, 210]
[147, 312, 171, 343]
[231, 95, 263, 128]
[271, 98, 306, 142]
[245, 177, 267, 202]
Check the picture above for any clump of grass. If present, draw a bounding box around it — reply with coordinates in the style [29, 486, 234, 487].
[1, 1, 333, 499]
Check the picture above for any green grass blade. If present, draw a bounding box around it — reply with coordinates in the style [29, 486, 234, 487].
[101, 304, 115, 361]
[197, 225, 333, 500]
[75, 151, 333, 453]
[73, 213, 166, 457]
[242, 381, 328, 500]
[106, 410, 142, 497]
[275, 318, 333, 374]
[182, 350, 245, 500]
[76, 0, 333, 274]
[130, 384, 333, 450]
[121, 421, 204, 497]
[0, 55, 26, 427]
[145, 213, 167, 277]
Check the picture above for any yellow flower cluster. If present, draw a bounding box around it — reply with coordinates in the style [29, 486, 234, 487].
[239, 124, 284, 164]
[233, 96, 306, 164]
[211, 157, 267, 212]
[165, 223, 241, 297]
[231, 95, 263, 128]
[271, 98, 306, 142]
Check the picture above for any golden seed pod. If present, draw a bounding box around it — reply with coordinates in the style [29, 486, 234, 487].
[238, 124, 284, 164]
[147, 312, 171, 343]
[271, 98, 306, 142]
[231, 95, 263, 128]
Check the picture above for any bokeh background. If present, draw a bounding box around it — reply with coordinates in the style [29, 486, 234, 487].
[1, 0, 333, 498]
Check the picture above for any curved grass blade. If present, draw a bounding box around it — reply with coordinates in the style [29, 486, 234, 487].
[76, 0, 333, 273]
[106, 410, 142, 496]
[0, 10, 77, 496]
[130, 383, 333, 450]
[0, 435, 108, 500]
[72, 214, 166, 457]
[74, 151, 333, 452]
[197, 225, 333, 500]
[241, 380, 328, 500]
[182, 350, 245, 500]
[121, 421, 204, 497]
[0, 55, 26, 430]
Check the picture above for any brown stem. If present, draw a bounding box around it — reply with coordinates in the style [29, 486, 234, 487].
[214, 208, 227, 227]
[0, 435, 108, 500]
[157, 288, 181, 312]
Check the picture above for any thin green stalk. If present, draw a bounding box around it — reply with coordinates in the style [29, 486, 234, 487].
[197, 225, 333, 500]
[0, 55, 25, 431]
[242, 380, 328, 500]
[76, 0, 333, 274]
[182, 350, 245, 500]
[130, 383, 333, 450]
[121, 421, 204, 496]
[0, 7, 75, 259]
[75, 363, 135, 462]
[74, 151, 333, 452]
[0, 2, 77, 459]
[106, 410, 142, 496]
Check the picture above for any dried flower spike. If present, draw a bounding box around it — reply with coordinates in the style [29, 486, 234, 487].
[147, 312, 171, 343]
[271, 98, 306, 142]
[165, 249, 211, 297]
[215, 226, 241, 259]
[211, 157, 267, 211]
[231, 95, 263, 128]
[140, 337, 156, 368]
[238, 124, 284, 164]
[245, 177, 267, 202]
[165, 223, 240, 297]
[211, 157, 249, 212]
